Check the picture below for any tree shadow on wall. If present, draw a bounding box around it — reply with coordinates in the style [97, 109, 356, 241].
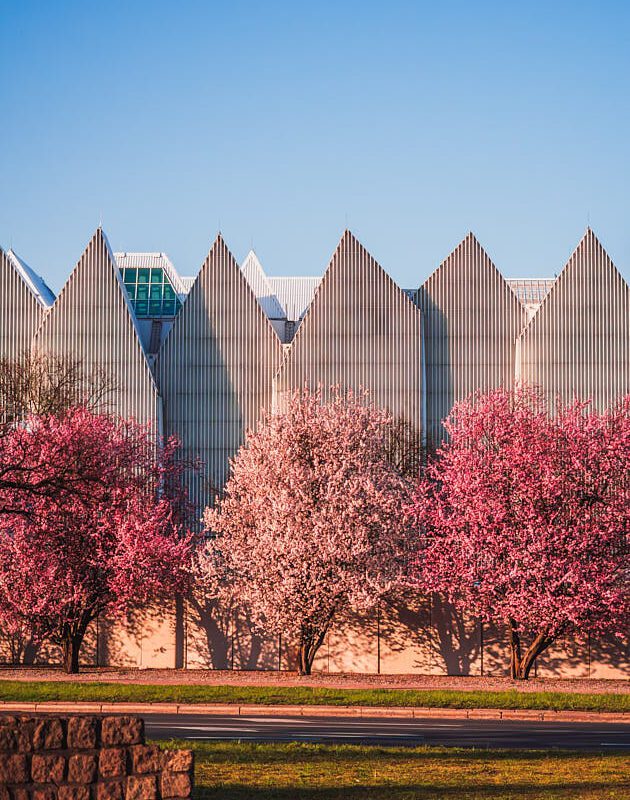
[379, 592, 481, 676]
[96, 604, 177, 668]
[0, 628, 61, 666]
[186, 591, 277, 670]
[482, 621, 629, 679]
[317, 608, 379, 673]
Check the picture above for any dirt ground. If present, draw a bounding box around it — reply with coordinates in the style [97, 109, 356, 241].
[0, 667, 626, 694]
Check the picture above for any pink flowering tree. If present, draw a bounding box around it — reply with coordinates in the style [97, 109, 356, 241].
[202, 388, 415, 675]
[0, 408, 196, 673]
[411, 387, 630, 679]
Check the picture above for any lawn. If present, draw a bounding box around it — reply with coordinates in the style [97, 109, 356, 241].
[158, 740, 630, 800]
[0, 680, 627, 713]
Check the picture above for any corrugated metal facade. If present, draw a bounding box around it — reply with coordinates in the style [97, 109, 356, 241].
[155, 236, 283, 511]
[516, 228, 630, 410]
[32, 229, 159, 427]
[418, 233, 527, 446]
[1, 226, 629, 677]
[274, 230, 424, 432]
[0, 248, 49, 359]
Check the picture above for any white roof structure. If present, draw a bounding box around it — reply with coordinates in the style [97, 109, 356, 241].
[7, 249, 55, 307]
[241, 251, 286, 320]
[507, 278, 556, 319]
[268, 276, 322, 322]
[179, 275, 196, 293]
[241, 250, 321, 324]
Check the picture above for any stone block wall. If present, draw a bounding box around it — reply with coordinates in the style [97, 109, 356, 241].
[0, 715, 193, 799]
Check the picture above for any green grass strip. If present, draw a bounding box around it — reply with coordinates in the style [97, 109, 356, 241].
[151, 740, 630, 800]
[0, 680, 626, 712]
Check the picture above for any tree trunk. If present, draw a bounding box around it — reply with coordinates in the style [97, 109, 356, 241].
[298, 642, 313, 676]
[508, 621, 554, 680]
[297, 620, 333, 676]
[508, 620, 522, 679]
[62, 634, 82, 674]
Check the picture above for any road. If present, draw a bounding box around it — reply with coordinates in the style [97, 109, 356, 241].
[144, 713, 630, 750]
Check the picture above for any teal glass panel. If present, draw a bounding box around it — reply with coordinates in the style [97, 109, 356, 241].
[162, 299, 176, 315]
[149, 284, 163, 299]
[163, 284, 175, 300]
[137, 268, 150, 284]
[123, 268, 137, 282]
[124, 283, 137, 299]
[150, 268, 164, 284]
[149, 298, 162, 314]
[135, 299, 149, 315]
[136, 284, 149, 300]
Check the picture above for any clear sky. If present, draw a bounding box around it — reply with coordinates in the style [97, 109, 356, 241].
[1, 0, 629, 292]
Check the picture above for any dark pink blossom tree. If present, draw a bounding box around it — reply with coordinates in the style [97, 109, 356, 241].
[203, 388, 414, 675]
[412, 387, 630, 679]
[0, 408, 196, 673]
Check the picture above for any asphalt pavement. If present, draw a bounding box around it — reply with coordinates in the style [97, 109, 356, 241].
[144, 712, 630, 750]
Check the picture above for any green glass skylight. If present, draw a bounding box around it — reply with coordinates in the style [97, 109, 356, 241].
[121, 266, 182, 318]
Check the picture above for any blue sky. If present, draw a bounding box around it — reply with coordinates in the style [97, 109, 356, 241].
[1, 0, 629, 292]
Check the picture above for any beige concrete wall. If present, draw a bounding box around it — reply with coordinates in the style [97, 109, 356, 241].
[1, 594, 627, 678]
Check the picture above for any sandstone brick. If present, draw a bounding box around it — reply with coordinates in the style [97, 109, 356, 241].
[101, 718, 143, 747]
[160, 772, 191, 799]
[33, 789, 57, 800]
[32, 753, 66, 784]
[67, 717, 98, 750]
[0, 725, 17, 750]
[125, 776, 156, 800]
[161, 750, 193, 774]
[0, 753, 28, 783]
[68, 753, 98, 784]
[99, 748, 126, 778]
[15, 721, 34, 752]
[129, 745, 161, 775]
[58, 787, 90, 800]
[33, 718, 65, 750]
[95, 782, 124, 800]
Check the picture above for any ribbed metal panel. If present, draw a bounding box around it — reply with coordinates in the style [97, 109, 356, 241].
[33, 229, 158, 426]
[0, 248, 48, 359]
[155, 235, 284, 512]
[517, 228, 630, 410]
[418, 233, 526, 446]
[274, 230, 423, 432]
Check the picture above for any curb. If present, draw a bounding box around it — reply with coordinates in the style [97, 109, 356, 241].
[0, 701, 626, 723]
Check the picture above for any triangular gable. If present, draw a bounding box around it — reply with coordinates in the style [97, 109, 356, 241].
[274, 230, 423, 433]
[418, 232, 526, 445]
[0, 247, 50, 359]
[156, 235, 284, 510]
[517, 228, 630, 409]
[33, 228, 158, 426]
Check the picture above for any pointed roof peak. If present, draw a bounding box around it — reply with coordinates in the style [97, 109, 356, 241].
[242, 249, 263, 268]
[4, 247, 56, 307]
[440, 231, 489, 264]
[336, 228, 371, 257]
[572, 226, 609, 257]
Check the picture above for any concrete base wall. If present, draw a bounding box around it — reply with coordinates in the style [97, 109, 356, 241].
[1, 593, 627, 679]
